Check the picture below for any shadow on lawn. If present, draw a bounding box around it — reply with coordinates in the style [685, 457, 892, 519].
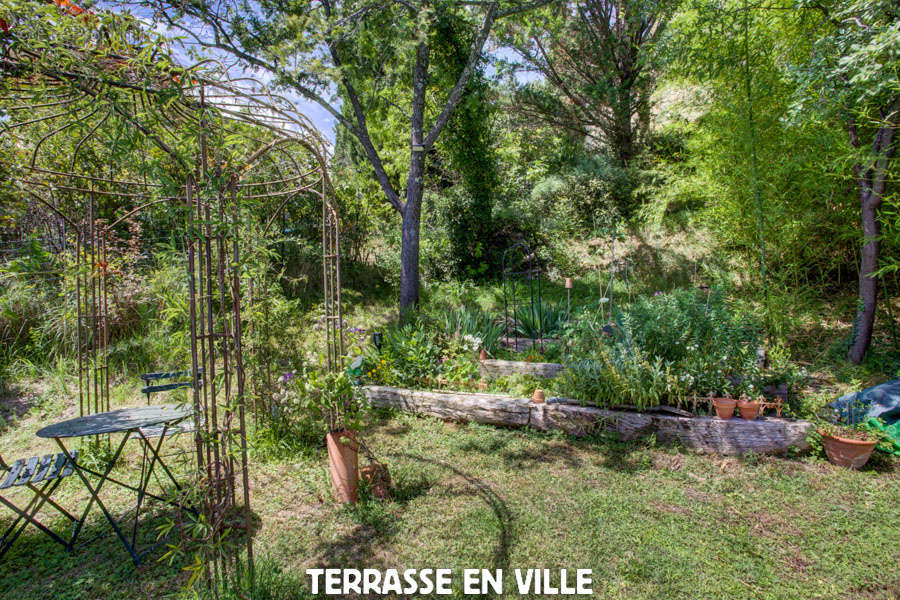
[309, 452, 513, 597]
[0, 500, 264, 600]
[451, 427, 585, 470]
[396, 453, 512, 574]
[452, 424, 677, 475]
[0, 384, 37, 434]
[0, 507, 190, 599]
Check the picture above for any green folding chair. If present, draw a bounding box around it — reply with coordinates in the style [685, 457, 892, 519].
[0, 449, 79, 559]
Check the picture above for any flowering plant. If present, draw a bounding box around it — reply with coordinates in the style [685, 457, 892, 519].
[361, 322, 442, 386]
[274, 368, 365, 433]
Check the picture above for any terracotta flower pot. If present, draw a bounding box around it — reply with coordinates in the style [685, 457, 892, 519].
[360, 463, 392, 500]
[532, 389, 545, 404]
[737, 400, 761, 420]
[819, 429, 877, 469]
[326, 429, 359, 503]
[712, 398, 737, 419]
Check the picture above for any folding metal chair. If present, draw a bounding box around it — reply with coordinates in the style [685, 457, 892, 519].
[137, 368, 203, 437]
[0, 450, 79, 559]
[132, 368, 203, 528]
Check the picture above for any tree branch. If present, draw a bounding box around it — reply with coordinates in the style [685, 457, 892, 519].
[497, 0, 556, 18]
[325, 26, 403, 212]
[423, 2, 498, 148]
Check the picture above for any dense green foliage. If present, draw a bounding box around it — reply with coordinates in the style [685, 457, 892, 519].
[1, 0, 897, 400]
[559, 289, 777, 409]
[360, 318, 480, 388]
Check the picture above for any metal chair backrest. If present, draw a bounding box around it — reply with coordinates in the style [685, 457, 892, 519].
[140, 368, 203, 405]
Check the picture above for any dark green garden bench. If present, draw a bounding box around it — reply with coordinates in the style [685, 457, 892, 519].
[0, 450, 79, 559]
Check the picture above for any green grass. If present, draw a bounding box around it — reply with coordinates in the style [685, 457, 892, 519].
[1, 376, 898, 599]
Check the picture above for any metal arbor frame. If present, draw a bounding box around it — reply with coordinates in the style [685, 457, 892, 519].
[323, 186, 344, 371]
[502, 241, 544, 352]
[1, 18, 342, 590]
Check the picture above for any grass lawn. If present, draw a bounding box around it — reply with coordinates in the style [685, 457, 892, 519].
[1, 377, 898, 600]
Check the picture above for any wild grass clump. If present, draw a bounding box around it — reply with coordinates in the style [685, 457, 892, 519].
[514, 300, 568, 338]
[431, 306, 505, 354]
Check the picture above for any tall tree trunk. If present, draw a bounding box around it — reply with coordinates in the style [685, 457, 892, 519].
[848, 189, 880, 363]
[400, 156, 424, 312]
[399, 42, 429, 312]
[847, 102, 898, 363]
[612, 88, 634, 168]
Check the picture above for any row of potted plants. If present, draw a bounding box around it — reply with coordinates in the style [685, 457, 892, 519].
[711, 393, 881, 469]
[710, 393, 773, 420]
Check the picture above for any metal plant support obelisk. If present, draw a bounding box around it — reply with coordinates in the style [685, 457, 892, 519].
[502, 242, 543, 352]
[186, 170, 254, 590]
[74, 193, 111, 429]
[323, 179, 344, 371]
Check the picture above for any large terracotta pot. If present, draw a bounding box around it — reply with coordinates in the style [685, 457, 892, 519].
[326, 429, 359, 503]
[819, 429, 877, 469]
[737, 400, 761, 420]
[712, 397, 737, 419]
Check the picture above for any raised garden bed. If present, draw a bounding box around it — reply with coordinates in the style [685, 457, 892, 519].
[479, 358, 565, 379]
[362, 385, 812, 455]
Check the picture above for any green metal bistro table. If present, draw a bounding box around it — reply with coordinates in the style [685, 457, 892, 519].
[36, 404, 193, 564]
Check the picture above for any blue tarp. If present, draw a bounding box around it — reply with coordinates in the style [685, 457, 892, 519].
[830, 380, 900, 425]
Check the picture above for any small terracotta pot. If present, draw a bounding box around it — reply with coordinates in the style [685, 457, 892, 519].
[737, 400, 761, 420]
[326, 429, 359, 503]
[819, 429, 877, 469]
[360, 463, 392, 500]
[532, 389, 545, 404]
[479, 348, 488, 361]
[712, 398, 737, 419]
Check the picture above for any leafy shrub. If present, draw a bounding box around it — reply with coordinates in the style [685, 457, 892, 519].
[527, 155, 629, 231]
[559, 288, 767, 409]
[615, 288, 761, 366]
[438, 334, 481, 385]
[361, 315, 484, 388]
[560, 345, 686, 411]
[363, 322, 443, 387]
[256, 370, 366, 458]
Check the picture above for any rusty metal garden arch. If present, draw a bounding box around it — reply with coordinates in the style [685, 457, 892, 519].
[1, 10, 342, 589]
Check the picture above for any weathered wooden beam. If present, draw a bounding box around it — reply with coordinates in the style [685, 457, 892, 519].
[478, 359, 565, 379]
[362, 385, 532, 427]
[530, 403, 811, 454]
[362, 386, 812, 455]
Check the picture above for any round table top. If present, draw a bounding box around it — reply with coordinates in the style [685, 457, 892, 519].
[37, 404, 194, 439]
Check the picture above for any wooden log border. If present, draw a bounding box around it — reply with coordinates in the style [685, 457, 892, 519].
[362, 386, 812, 455]
[479, 359, 565, 379]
